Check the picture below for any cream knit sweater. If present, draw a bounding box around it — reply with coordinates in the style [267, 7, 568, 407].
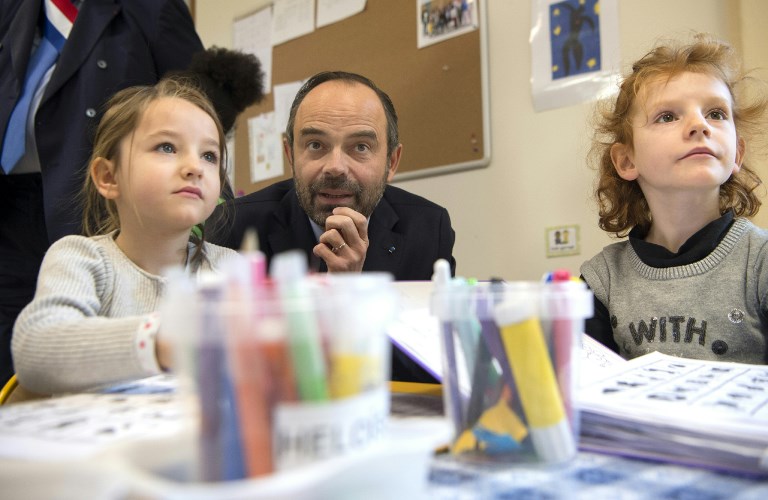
[12, 233, 238, 394]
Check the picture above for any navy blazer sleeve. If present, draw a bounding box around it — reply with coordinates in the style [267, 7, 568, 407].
[438, 206, 457, 276]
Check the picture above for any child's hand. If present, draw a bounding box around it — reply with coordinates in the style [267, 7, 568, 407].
[155, 332, 173, 371]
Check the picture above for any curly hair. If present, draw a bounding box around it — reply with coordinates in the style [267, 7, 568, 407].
[590, 33, 768, 237]
[183, 46, 265, 134]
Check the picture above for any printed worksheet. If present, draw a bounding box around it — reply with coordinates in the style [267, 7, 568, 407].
[0, 384, 191, 460]
[579, 351, 768, 438]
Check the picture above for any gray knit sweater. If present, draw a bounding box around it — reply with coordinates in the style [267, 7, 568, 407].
[12, 233, 239, 394]
[581, 218, 768, 363]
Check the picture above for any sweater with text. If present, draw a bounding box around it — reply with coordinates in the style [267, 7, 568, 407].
[581, 217, 768, 363]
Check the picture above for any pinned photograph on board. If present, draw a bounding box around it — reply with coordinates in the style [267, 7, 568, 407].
[549, 0, 601, 80]
[417, 0, 478, 49]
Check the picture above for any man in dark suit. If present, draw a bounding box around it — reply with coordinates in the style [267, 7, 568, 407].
[210, 71, 456, 382]
[0, 0, 204, 385]
[211, 71, 456, 281]
[217, 178, 455, 281]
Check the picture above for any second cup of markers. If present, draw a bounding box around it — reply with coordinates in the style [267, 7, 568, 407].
[165, 250, 397, 482]
[432, 263, 593, 466]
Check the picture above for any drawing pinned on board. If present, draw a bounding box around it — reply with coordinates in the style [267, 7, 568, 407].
[549, 0, 601, 79]
[530, 0, 620, 111]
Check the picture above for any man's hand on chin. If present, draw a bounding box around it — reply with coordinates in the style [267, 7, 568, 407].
[313, 207, 369, 273]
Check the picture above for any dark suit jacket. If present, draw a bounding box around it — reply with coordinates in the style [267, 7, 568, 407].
[0, 0, 203, 242]
[210, 179, 457, 280]
[209, 179, 457, 383]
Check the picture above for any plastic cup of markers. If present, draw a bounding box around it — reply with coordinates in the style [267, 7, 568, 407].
[165, 271, 397, 483]
[432, 280, 593, 467]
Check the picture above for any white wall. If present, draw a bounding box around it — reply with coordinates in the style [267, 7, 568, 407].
[195, 0, 768, 281]
[739, 0, 768, 229]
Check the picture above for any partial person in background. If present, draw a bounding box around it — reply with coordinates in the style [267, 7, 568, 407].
[209, 71, 456, 383]
[12, 77, 239, 395]
[0, 0, 204, 386]
[581, 33, 768, 364]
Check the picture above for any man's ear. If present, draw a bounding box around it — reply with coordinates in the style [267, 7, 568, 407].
[385, 144, 402, 182]
[733, 136, 746, 174]
[283, 139, 295, 174]
[90, 157, 119, 200]
[610, 143, 638, 181]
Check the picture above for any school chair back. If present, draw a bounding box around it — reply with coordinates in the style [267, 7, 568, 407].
[0, 374, 18, 405]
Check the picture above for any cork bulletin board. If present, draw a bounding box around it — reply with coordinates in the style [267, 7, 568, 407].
[232, 0, 490, 195]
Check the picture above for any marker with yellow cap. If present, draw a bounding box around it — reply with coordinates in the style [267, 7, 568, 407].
[493, 295, 576, 463]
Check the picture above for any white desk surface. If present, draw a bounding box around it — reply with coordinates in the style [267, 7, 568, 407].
[2, 282, 766, 498]
[1, 385, 766, 500]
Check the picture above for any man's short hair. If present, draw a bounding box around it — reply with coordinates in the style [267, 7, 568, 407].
[284, 71, 399, 157]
